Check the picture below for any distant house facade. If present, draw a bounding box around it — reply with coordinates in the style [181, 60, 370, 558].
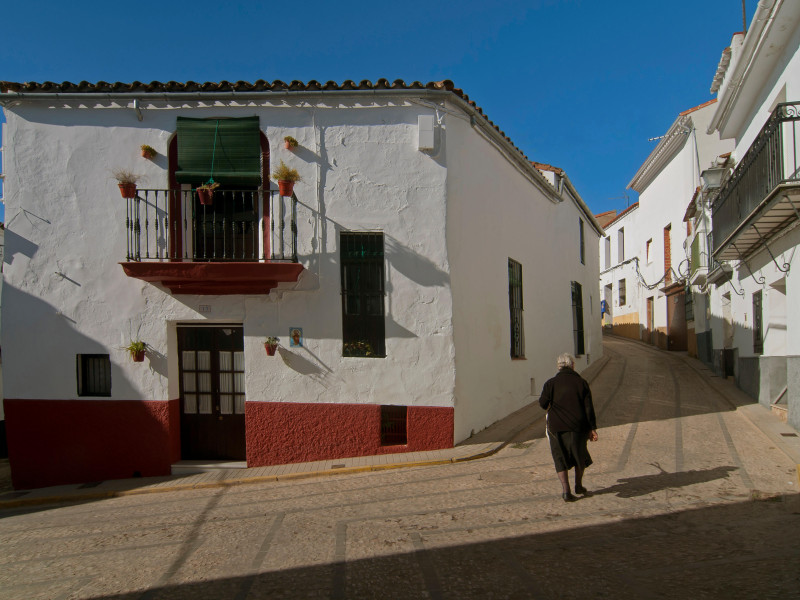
[599, 100, 733, 352]
[597, 202, 641, 339]
[705, 0, 800, 429]
[0, 79, 602, 489]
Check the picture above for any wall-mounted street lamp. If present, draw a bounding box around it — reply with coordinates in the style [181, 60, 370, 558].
[701, 166, 726, 191]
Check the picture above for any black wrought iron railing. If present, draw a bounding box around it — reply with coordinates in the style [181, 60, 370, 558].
[712, 101, 800, 252]
[123, 189, 298, 262]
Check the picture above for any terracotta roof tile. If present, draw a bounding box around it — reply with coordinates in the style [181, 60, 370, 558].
[679, 98, 717, 116]
[531, 161, 565, 176]
[603, 202, 639, 229]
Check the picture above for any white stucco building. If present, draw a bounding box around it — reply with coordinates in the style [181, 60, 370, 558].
[0, 79, 602, 488]
[705, 0, 800, 429]
[599, 100, 733, 352]
[598, 202, 641, 338]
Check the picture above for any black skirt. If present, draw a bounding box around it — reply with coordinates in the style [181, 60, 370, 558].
[547, 429, 593, 472]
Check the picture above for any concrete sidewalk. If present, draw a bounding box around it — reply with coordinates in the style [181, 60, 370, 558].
[2, 346, 798, 511]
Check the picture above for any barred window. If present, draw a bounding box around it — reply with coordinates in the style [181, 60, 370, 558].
[380, 405, 407, 445]
[571, 281, 585, 356]
[618, 278, 626, 306]
[340, 232, 385, 357]
[77, 354, 111, 397]
[508, 258, 524, 358]
[753, 290, 763, 354]
[579, 219, 585, 265]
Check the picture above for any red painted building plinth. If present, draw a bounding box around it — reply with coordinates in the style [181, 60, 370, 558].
[245, 402, 454, 466]
[4, 399, 180, 490]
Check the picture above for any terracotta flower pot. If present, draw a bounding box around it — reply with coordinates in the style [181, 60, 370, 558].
[197, 188, 214, 205]
[141, 148, 156, 159]
[284, 141, 293, 150]
[278, 180, 294, 196]
[132, 350, 146, 362]
[119, 183, 137, 198]
[265, 343, 278, 356]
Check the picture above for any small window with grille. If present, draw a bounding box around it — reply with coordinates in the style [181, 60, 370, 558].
[753, 290, 763, 354]
[571, 281, 585, 356]
[508, 258, 524, 358]
[77, 354, 112, 397]
[381, 405, 407, 445]
[341, 232, 386, 357]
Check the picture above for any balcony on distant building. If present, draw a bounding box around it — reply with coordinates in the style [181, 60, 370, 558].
[712, 102, 800, 262]
[689, 232, 712, 285]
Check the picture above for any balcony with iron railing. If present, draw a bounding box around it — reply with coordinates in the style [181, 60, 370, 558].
[120, 188, 304, 294]
[712, 101, 800, 261]
[689, 232, 711, 285]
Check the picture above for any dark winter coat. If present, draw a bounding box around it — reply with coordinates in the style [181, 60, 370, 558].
[539, 367, 597, 433]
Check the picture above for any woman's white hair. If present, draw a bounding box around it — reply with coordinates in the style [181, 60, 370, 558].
[557, 353, 575, 369]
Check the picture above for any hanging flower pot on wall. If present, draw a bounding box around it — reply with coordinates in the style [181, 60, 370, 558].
[284, 136, 298, 150]
[140, 144, 157, 160]
[265, 337, 279, 356]
[277, 180, 295, 197]
[124, 341, 147, 362]
[272, 160, 301, 197]
[113, 169, 142, 199]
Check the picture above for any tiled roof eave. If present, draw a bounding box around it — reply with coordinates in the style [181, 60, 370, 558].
[0, 78, 561, 203]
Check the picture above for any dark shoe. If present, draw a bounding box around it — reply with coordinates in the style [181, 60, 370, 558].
[562, 492, 577, 502]
[574, 485, 588, 495]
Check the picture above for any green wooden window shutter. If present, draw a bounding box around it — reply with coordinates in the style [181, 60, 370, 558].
[176, 116, 262, 186]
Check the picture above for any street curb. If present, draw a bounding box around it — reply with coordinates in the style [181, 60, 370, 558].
[0, 353, 615, 511]
[0, 452, 499, 510]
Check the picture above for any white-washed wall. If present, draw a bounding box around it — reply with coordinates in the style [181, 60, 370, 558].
[1, 100, 456, 413]
[445, 114, 601, 441]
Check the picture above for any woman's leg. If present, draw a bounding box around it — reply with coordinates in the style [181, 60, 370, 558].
[574, 464, 584, 491]
[556, 470, 571, 494]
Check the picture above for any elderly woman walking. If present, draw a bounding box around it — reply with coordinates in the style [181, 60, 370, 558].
[539, 353, 598, 502]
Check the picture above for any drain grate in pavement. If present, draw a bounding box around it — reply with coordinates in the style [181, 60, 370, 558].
[78, 481, 104, 489]
[780, 433, 798, 437]
[331, 464, 346, 469]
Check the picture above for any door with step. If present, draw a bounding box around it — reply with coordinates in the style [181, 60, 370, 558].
[178, 326, 246, 460]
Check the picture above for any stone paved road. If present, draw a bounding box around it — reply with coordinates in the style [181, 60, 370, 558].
[1, 337, 799, 599]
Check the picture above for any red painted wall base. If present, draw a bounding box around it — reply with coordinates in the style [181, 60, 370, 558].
[4, 398, 453, 489]
[4, 399, 180, 490]
[246, 402, 454, 466]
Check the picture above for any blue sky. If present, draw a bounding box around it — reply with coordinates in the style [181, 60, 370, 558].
[1, 0, 756, 224]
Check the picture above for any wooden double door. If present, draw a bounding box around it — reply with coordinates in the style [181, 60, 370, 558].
[178, 326, 246, 460]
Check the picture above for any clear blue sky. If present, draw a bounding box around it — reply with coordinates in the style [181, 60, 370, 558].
[0, 0, 756, 224]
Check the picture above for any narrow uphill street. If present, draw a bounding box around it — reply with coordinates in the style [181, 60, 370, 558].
[1, 335, 798, 600]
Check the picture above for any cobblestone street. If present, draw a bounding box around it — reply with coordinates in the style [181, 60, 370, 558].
[1, 336, 799, 599]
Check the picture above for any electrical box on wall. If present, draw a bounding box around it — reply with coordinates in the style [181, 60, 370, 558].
[418, 114, 434, 151]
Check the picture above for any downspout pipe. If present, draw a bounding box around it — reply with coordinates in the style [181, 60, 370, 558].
[0, 87, 562, 204]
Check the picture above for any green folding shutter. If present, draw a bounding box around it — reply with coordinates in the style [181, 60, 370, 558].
[175, 117, 262, 186]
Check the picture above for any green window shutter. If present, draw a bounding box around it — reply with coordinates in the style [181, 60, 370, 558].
[176, 116, 262, 186]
